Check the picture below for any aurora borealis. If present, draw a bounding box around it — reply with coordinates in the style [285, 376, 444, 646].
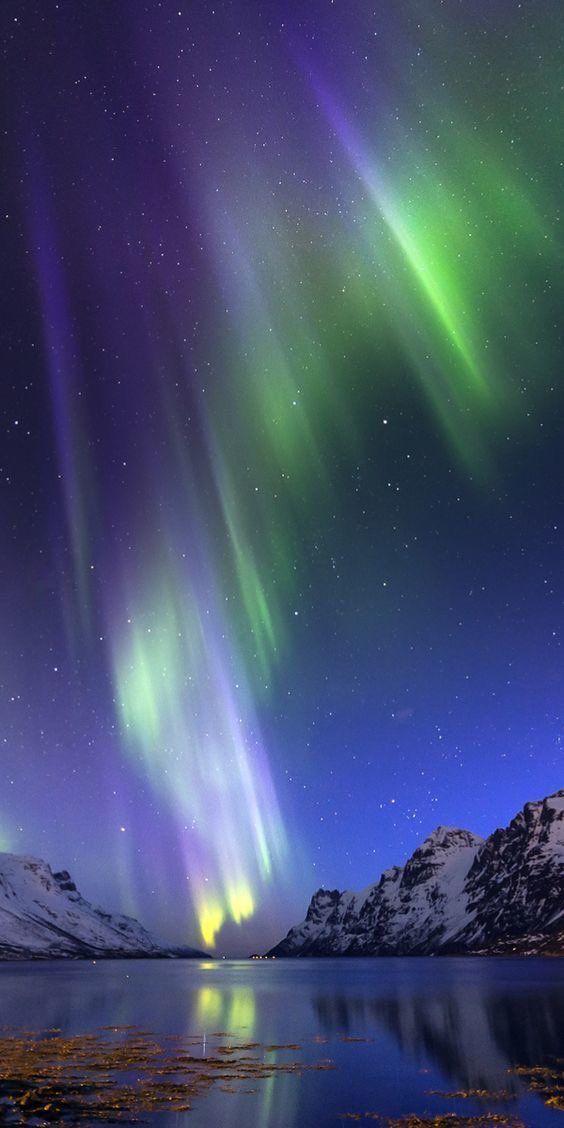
[2, 0, 563, 954]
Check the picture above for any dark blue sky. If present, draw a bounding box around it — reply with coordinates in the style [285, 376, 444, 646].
[1, 0, 563, 954]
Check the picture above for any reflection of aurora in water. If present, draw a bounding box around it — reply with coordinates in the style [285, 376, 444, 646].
[1, 960, 564, 1125]
[4, 0, 564, 952]
[185, 976, 297, 1127]
[196, 982, 257, 1034]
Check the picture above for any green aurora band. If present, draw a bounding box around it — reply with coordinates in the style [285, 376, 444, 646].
[30, 1, 562, 949]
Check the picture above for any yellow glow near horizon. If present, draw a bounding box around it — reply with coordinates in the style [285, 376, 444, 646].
[198, 902, 225, 950]
[228, 884, 255, 924]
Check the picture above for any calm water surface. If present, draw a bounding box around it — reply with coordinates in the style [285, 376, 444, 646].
[1, 957, 563, 1126]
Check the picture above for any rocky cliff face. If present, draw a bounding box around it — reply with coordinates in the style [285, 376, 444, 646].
[268, 791, 564, 957]
[0, 853, 173, 959]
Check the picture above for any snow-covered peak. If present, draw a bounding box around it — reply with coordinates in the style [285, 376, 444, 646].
[305, 888, 342, 921]
[268, 788, 564, 958]
[545, 789, 564, 805]
[0, 852, 167, 960]
[422, 826, 484, 851]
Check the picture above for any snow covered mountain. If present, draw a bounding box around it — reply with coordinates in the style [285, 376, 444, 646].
[0, 853, 195, 960]
[268, 791, 564, 957]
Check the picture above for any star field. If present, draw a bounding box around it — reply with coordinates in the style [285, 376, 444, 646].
[1, 0, 563, 954]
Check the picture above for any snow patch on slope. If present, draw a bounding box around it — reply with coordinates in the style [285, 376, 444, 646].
[0, 854, 163, 959]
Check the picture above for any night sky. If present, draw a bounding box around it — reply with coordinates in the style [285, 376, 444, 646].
[2, 0, 563, 956]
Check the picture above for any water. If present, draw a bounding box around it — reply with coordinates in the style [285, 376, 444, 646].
[1, 956, 563, 1125]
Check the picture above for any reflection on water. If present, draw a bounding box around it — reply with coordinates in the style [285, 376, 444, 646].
[0, 958, 563, 1125]
[196, 982, 256, 1034]
[312, 963, 564, 1095]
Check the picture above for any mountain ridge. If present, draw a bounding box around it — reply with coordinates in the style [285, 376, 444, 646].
[267, 790, 564, 957]
[0, 853, 205, 960]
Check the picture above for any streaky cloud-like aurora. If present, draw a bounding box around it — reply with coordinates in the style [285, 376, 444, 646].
[110, 553, 287, 949]
[6, 0, 563, 953]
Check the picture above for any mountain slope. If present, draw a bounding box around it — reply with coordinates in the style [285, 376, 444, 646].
[0, 853, 195, 959]
[268, 790, 564, 957]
